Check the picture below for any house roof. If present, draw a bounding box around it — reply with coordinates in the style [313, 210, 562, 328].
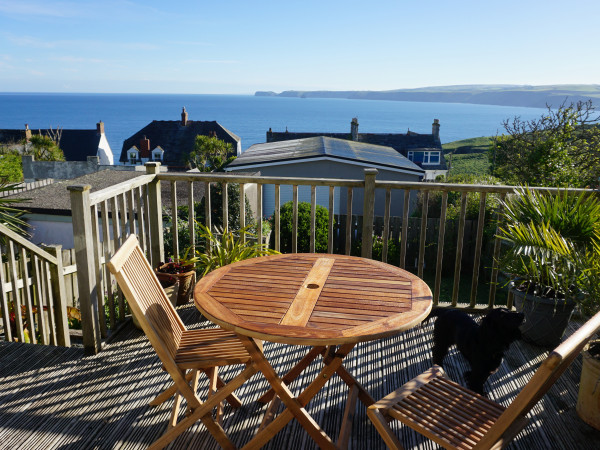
[7, 169, 205, 216]
[0, 128, 102, 161]
[227, 136, 424, 175]
[120, 120, 240, 166]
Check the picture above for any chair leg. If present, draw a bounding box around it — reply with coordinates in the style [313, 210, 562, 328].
[150, 370, 195, 406]
[207, 367, 224, 426]
[367, 406, 405, 450]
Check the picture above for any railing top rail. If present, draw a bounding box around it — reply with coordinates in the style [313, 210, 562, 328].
[374, 180, 598, 195]
[156, 172, 364, 188]
[0, 222, 58, 264]
[86, 174, 156, 206]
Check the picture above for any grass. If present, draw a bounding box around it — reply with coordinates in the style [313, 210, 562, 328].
[442, 136, 493, 177]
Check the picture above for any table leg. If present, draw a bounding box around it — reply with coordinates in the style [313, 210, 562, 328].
[240, 338, 356, 450]
[257, 345, 327, 404]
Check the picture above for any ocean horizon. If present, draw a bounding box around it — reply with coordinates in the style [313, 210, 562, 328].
[0, 93, 547, 161]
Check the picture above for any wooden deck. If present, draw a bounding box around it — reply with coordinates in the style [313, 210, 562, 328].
[1, 305, 599, 450]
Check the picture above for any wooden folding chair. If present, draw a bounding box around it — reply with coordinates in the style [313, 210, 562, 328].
[368, 310, 600, 449]
[107, 235, 258, 450]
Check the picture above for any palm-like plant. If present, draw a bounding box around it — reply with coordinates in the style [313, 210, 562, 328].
[0, 179, 30, 237]
[194, 223, 279, 276]
[497, 186, 600, 307]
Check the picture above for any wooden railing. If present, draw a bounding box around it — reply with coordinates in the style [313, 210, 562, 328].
[0, 223, 70, 346]
[70, 163, 595, 354]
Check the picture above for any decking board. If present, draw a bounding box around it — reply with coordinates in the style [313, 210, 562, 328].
[1, 305, 599, 449]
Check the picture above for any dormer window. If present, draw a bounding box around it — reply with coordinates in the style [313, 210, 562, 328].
[127, 146, 140, 165]
[152, 146, 164, 162]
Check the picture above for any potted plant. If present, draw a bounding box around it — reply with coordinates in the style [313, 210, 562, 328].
[194, 223, 279, 276]
[156, 247, 198, 305]
[497, 186, 600, 347]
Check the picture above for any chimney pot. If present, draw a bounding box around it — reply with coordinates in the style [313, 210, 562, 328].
[181, 107, 188, 126]
[351, 117, 359, 141]
[432, 119, 440, 142]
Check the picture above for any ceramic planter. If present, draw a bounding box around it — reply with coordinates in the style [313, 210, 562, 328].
[512, 288, 576, 348]
[155, 262, 195, 306]
[577, 340, 600, 430]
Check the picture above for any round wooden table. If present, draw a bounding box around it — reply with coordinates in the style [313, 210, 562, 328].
[194, 253, 432, 449]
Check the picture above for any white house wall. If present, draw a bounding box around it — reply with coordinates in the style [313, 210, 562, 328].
[97, 133, 114, 165]
[245, 159, 421, 218]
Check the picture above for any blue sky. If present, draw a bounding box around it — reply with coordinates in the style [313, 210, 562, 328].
[0, 0, 598, 94]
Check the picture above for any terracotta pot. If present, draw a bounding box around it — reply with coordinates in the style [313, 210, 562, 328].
[577, 341, 600, 430]
[155, 262, 196, 306]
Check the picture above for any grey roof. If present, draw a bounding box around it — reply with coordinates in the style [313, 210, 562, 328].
[227, 136, 424, 175]
[266, 129, 447, 171]
[120, 120, 240, 166]
[7, 169, 205, 216]
[0, 128, 101, 161]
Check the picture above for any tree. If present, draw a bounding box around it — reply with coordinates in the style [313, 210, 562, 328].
[184, 135, 234, 171]
[490, 100, 600, 187]
[26, 134, 65, 161]
[275, 201, 330, 253]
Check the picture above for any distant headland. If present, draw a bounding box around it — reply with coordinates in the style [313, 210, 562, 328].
[255, 84, 600, 109]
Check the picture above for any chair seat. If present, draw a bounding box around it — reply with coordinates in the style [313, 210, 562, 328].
[175, 328, 252, 369]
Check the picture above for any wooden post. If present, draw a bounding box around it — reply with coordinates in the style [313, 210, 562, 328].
[68, 184, 101, 354]
[43, 245, 71, 347]
[361, 169, 378, 259]
[146, 163, 164, 266]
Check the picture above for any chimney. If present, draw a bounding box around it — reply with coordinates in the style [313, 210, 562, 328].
[350, 117, 359, 141]
[140, 136, 151, 158]
[181, 107, 188, 126]
[96, 121, 105, 134]
[24, 124, 32, 141]
[432, 119, 440, 142]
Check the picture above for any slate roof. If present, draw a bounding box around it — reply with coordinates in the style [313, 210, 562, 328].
[266, 129, 447, 171]
[7, 169, 205, 216]
[120, 121, 240, 166]
[0, 129, 102, 161]
[227, 136, 424, 175]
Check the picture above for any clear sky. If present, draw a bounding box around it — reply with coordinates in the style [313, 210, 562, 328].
[1, 0, 598, 94]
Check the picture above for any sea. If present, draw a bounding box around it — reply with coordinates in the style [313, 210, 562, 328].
[0, 93, 547, 160]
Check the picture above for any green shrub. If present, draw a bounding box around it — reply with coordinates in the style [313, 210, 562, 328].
[274, 201, 330, 253]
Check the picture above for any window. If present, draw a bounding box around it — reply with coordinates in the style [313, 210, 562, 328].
[129, 152, 137, 164]
[408, 151, 414, 161]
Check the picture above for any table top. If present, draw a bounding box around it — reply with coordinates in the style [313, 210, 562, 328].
[194, 253, 432, 345]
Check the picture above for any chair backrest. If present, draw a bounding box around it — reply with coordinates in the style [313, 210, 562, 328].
[476, 309, 600, 448]
[107, 235, 185, 360]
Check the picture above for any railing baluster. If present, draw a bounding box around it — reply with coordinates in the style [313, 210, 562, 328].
[32, 255, 48, 345]
[0, 246, 12, 342]
[143, 184, 151, 256]
[205, 181, 212, 233]
[239, 183, 245, 244]
[451, 191, 468, 306]
[382, 188, 391, 263]
[257, 183, 263, 246]
[118, 193, 128, 245]
[345, 188, 353, 255]
[43, 260, 57, 345]
[136, 186, 147, 252]
[328, 186, 334, 254]
[222, 182, 228, 230]
[7, 241, 24, 342]
[44, 245, 70, 346]
[418, 190, 429, 278]
[292, 185, 298, 253]
[434, 191, 448, 306]
[361, 169, 377, 259]
[489, 193, 507, 308]
[400, 190, 410, 269]
[274, 184, 280, 252]
[470, 192, 487, 308]
[188, 181, 195, 255]
[310, 185, 316, 253]
[91, 204, 107, 338]
[100, 200, 115, 330]
[20, 247, 36, 344]
[170, 181, 179, 260]
[127, 189, 136, 236]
